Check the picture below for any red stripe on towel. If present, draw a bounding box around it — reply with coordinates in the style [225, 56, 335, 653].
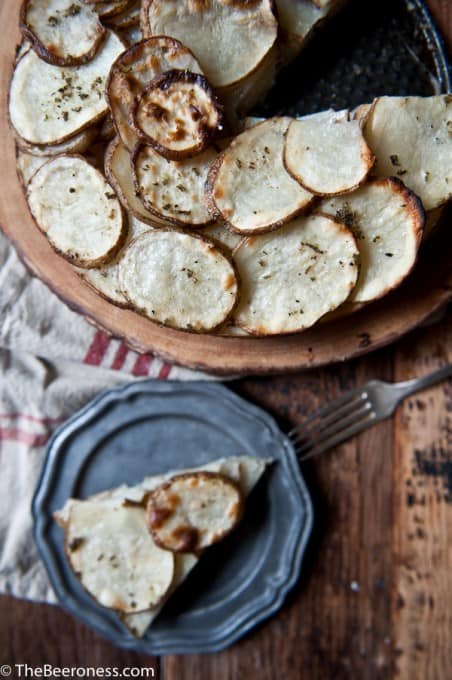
[111, 343, 129, 371]
[0, 427, 49, 448]
[132, 354, 153, 376]
[158, 363, 171, 380]
[83, 331, 111, 366]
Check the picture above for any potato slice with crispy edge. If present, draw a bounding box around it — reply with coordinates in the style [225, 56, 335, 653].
[133, 143, 217, 227]
[131, 71, 224, 160]
[233, 213, 359, 335]
[92, 0, 135, 19]
[206, 117, 314, 234]
[105, 137, 172, 228]
[16, 149, 48, 189]
[9, 30, 125, 146]
[20, 0, 106, 67]
[15, 126, 98, 156]
[146, 472, 244, 553]
[106, 36, 203, 151]
[319, 177, 425, 303]
[106, 0, 140, 29]
[27, 154, 127, 268]
[364, 95, 452, 211]
[74, 214, 152, 306]
[66, 499, 175, 613]
[284, 109, 375, 196]
[141, 0, 277, 90]
[118, 229, 239, 332]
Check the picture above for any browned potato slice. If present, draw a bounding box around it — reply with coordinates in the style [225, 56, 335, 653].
[105, 137, 171, 227]
[106, 0, 140, 28]
[233, 214, 359, 335]
[319, 178, 425, 303]
[15, 126, 98, 156]
[133, 143, 217, 227]
[284, 110, 375, 196]
[141, 0, 277, 90]
[207, 117, 313, 234]
[20, 0, 106, 67]
[9, 30, 124, 146]
[27, 155, 127, 267]
[118, 230, 239, 332]
[107, 36, 203, 151]
[146, 472, 244, 553]
[131, 71, 224, 160]
[92, 0, 134, 19]
[364, 95, 452, 211]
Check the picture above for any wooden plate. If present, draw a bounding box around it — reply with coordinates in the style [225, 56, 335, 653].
[1, 2, 451, 376]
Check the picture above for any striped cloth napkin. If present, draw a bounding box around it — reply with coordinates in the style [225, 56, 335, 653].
[0, 231, 211, 604]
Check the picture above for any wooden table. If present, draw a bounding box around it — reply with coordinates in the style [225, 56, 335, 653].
[1, 2, 451, 678]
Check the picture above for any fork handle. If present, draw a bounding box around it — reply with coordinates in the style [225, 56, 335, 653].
[394, 363, 452, 401]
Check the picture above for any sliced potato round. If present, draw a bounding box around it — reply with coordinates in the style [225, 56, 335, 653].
[276, 0, 328, 62]
[118, 230, 239, 331]
[106, 0, 140, 28]
[141, 0, 277, 90]
[66, 500, 174, 612]
[233, 214, 359, 335]
[20, 0, 106, 67]
[207, 117, 313, 234]
[284, 110, 375, 195]
[27, 155, 126, 267]
[133, 143, 217, 227]
[146, 472, 244, 553]
[107, 36, 203, 151]
[319, 178, 425, 303]
[16, 149, 48, 188]
[9, 30, 124, 146]
[92, 0, 134, 19]
[132, 71, 224, 160]
[105, 137, 171, 227]
[365, 95, 452, 211]
[76, 214, 151, 305]
[15, 126, 98, 156]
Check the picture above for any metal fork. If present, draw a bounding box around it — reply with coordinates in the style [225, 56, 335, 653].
[289, 364, 452, 462]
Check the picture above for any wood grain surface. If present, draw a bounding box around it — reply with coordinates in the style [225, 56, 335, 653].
[0, 1, 451, 679]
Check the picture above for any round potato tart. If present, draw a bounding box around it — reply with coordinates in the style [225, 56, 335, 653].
[133, 143, 217, 227]
[132, 71, 224, 160]
[20, 0, 106, 67]
[365, 95, 452, 211]
[107, 36, 203, 151]
[284, 109, 375, 195]
[233, 214, 359, 335]
[27, 155, 126, 267]
[207, 117, 314, 234]
[66, 500, 174, 613]
[319, 177, 425, 303]
[146, 472, 244, 553]
[118, 230, 239, 332]
[9, 30, 125, 146]
[141, 0, 278, 90]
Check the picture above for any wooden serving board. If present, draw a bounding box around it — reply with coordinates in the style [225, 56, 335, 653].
[1, 2, 451, 375]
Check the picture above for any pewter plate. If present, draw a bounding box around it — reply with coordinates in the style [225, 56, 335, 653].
[32, 381, 313, 654]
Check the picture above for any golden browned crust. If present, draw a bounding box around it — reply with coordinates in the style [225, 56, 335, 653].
[130, 71, 224, 161]
[19, 0, 107, 68]
[145, 471, 244, 553]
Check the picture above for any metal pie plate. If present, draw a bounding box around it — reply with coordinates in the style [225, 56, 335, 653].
[33, 381, 313, 653]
